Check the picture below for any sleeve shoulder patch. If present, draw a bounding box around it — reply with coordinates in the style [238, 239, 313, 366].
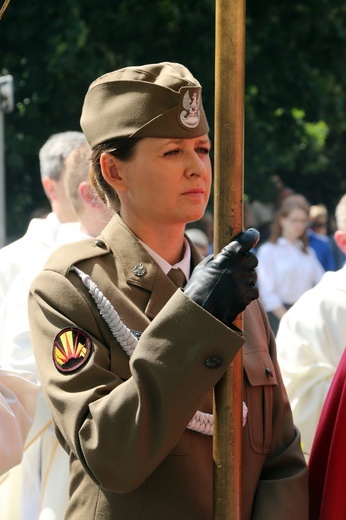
[53, 327, 92, 374]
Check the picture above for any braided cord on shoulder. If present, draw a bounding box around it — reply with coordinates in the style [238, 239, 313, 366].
[71, 266, 213, 435]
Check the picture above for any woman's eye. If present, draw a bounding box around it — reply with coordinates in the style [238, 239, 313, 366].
[164, 149, 180, 156]
[197, 147, 210, 155]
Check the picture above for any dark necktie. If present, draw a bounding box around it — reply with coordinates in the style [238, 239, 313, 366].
[167, 268, 186, 288]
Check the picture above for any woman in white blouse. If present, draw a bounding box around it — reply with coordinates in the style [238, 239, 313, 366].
[257, 196, 324, 335]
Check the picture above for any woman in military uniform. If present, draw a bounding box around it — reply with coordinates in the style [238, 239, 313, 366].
[28, 62, 308, 519]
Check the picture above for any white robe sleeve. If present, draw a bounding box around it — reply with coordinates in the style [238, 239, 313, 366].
[0, 367, 39, 475]
[276, 272, 346, 455]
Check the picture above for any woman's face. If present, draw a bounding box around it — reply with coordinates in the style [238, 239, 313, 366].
[280, 207, 309, 241]
[114, 135, 212, 229]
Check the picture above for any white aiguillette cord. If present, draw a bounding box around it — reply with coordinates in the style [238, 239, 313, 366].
[71, 266, 248, 435]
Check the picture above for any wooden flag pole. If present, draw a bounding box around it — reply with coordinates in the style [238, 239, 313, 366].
[0, 0, 11, 20]
[213, 0, 246, 519]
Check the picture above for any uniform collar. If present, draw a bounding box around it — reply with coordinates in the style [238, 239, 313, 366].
[100, 213, 202, 319]
[139, 238, 191, 281]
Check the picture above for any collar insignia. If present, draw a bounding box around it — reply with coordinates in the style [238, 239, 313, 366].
[133, 263, 147, 277]
[53, 327, 92, 373]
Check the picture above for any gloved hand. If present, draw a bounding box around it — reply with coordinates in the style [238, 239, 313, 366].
[183, 228, 259, 327]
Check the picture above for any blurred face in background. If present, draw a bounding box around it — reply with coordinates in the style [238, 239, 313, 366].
[280, 207, 309, 242]
[310, 218, 328, 235]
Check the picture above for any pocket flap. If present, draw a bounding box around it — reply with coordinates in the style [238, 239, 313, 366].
[244, 350, 278, 387]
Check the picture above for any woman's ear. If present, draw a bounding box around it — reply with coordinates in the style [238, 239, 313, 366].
[100, 153, 127, 192]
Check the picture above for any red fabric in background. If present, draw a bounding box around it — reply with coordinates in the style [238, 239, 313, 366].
[309, 347, 346, 520]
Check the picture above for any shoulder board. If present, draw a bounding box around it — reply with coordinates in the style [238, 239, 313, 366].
[43, 237, 111, 276]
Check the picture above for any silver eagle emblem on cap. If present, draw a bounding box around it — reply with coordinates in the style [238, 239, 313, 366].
[179, 89, 201, 129]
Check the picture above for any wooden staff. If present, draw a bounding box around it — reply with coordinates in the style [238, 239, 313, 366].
[0, 0, 11, 19]
[213, 0, 246, 518]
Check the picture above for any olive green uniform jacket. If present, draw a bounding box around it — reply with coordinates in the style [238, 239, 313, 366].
[28, 214, 308, 520]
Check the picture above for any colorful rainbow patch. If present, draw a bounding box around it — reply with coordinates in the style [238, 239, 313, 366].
[53, 328, 92, 373]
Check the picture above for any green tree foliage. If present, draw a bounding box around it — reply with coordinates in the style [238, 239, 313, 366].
[245, 0, 346, 208]
[1, 0, 345, 239]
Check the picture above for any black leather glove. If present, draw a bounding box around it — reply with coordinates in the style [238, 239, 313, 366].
[183, 228, 259, 327]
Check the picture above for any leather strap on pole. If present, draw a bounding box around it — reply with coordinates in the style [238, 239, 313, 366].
[213, 1, 246, 519]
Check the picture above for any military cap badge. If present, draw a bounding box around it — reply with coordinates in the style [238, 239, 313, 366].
[53, 327, 92, 373]
[179, 87, 201, 129]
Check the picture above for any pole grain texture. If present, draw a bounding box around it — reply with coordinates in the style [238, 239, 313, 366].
[213, 0, 246, 518]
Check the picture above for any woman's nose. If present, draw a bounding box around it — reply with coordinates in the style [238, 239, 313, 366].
[185, 152, 204, 177]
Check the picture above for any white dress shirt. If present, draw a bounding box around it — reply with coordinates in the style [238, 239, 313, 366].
[140, 237, 191, 280]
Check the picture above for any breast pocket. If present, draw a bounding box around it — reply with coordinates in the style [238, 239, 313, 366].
[243, 349, 278, 454]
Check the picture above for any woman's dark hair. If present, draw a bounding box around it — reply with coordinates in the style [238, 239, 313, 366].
[89, 137, 141, 211]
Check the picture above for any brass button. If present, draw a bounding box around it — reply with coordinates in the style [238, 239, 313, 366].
[265, 367, 273, 377]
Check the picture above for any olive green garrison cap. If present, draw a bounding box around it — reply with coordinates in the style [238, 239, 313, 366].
[80, 62, 209, 148]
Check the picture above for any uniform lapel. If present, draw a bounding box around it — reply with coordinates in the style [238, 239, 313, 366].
[101, 214, 179, 320]
[100, 215, 205, 321]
